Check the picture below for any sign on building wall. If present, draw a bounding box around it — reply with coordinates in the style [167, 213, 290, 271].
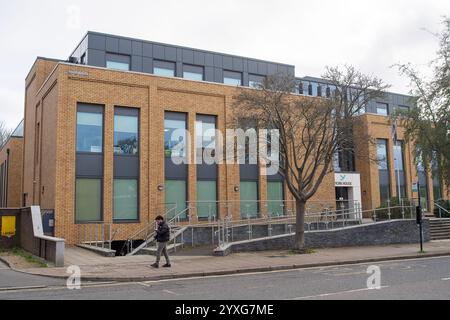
[1, 216, 16, 238]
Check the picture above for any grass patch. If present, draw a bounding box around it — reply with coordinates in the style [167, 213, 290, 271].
[288, 248, 316, 255]
[0, 247, 47, 268]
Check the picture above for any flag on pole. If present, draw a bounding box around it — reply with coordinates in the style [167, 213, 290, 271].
[391, 119, 398, 144]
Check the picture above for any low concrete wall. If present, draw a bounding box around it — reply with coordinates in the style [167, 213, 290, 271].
[0, 207, 65, 267]
[214, 219, 430, 256]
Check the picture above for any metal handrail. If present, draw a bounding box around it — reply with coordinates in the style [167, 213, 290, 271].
[435, 202, 450, 219]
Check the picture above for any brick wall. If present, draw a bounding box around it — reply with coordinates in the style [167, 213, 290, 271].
[0, 138, 23, 208]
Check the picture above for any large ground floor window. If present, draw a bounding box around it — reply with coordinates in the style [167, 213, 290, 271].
[165, 180, 187, 220]
[76, 178, 102, 222]
[113, 179, 138, 221]
[197, 180, 217, 220]
[267, 181, 284, 217]
[240, 181, 259, 218]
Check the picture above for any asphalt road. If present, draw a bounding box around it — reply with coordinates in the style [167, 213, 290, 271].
[0, 256, 449, 300]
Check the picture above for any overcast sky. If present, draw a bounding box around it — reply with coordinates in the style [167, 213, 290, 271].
[0, 0, 448, 129]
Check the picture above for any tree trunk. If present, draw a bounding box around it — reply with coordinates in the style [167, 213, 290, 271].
[293, 199, 306, 252]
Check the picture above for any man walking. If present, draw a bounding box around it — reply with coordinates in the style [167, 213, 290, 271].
[151, 215, 171, 268]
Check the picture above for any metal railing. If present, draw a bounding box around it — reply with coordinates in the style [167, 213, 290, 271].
[214, 199, 421, 249]
[78, 223, 117, 250]
[434, 199, 450, 219]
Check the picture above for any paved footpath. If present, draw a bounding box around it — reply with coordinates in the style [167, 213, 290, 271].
[4, 240, 450, 282]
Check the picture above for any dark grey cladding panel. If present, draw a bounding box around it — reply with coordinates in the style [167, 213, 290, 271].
[143, 42, 153, 57]
[153, 44, 165, 59]
[243, 73, 249, 86]
[223, 56, 233, 70]
[197, 164, 218, 180]
[194, 51, 205, 65]
[76, 154, 103, 177]
[143, 57, 153, 73]
[131, 56, 143, 72]
[114, 156, 139, 178]
[240, 164, 259, 180]
[267, 170, 284, 181]
[176, 62, 183, 77]
[248, 60, 258, 74]
[182, 49, 194, 64]
[205, 66, 215, 82]
[88, 34, 106, 51]
[106, 36, 119, 52]
[233, 57, 243, 71]
[132, 41, 143, 56]
[87, 49, 106, 67]
[205, 53, 214, 67]
[176, 48, 183, 61]
[267, 63, 278, 75]
[257, 62, 268, 75]
[165, 46, 177, 61]
[119, 38, 132, 55]
[214, 68, 223, 83]
[213, 54, 223, 68]
[165, 158, 188, 179]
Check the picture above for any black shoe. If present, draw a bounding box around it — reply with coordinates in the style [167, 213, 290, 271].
[151, 263, 159, 268]
[163, 263, 171, 268]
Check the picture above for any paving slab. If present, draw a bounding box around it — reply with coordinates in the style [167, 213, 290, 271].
[10, 240, 450, 282]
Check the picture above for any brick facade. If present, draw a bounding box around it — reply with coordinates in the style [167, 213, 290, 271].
[0, 137, 23, 208]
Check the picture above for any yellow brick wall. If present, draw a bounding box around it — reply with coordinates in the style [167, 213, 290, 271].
[0, 138, 23, 207]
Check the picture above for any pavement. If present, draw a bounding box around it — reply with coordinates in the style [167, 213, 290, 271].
[2, 240, 450, 282]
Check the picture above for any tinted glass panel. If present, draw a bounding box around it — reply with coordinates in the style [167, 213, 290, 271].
[113, 179, 138, 220]
[240, 181, 258, 218]
[223, 71, 242, 86]
[267, 181, 284, 216]
[377, 139, 390, 204]
[164, 114, 187, 158]
[154, 60, 175, 77]
[114, 114, 138, 155]
[197, 180, 217, 219]
[165, 180, 187, 220]
[183, 65, 204, 81]
[76, 179, 102, 222]
[76, 112, 103, 153]
[376, 103, 388, 116]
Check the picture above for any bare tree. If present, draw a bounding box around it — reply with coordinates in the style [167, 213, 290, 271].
[0, 121, 12, 148]
[232, 66, 389, 251]
[393, 17, 450, 190]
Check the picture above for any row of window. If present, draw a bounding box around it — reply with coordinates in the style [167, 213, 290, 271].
[376, 139, 442, 207]
[105, 53, 265, 88]
[375, 102, 410, 116]
[76, 108, 138, 155]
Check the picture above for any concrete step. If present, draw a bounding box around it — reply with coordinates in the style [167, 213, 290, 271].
[431, 235, 450, 240]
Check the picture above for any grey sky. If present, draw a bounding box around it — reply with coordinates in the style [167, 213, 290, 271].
[0, 0, 448, 129]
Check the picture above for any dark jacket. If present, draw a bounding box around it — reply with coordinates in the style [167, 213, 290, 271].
[155, 221, 170, 242]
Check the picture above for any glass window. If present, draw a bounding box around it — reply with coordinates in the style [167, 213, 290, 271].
[377, 139, 391, 204]
[394, 141, 406, 198]
[164, 113, 187, 158]
[76, 179, 102, 222]
[106, 54, 130, 71]
[396, 105, 410, 113]
[106, 61, 129, 71]
[302, 81, 309, 95]
[165, 180, 187, 220]
[223, 71, 242, 86]
[240, 181, 259, 218]
[196, 116, 216, 162]
[249, 74, 265, 89]
[114, 114, 138, 155]
[154, 60, 175, 77]
[317, 85, 322, 97]
[267, 181, 284, 217]
[417, 157, 429, 210]
[376, 102, 389, 116]
[183, 65, 204, 81]
[432, 152, 442, 201]
[197, 180, 217, 219]
[113, 179, 138, 221]
[76, 111, 103, 153]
